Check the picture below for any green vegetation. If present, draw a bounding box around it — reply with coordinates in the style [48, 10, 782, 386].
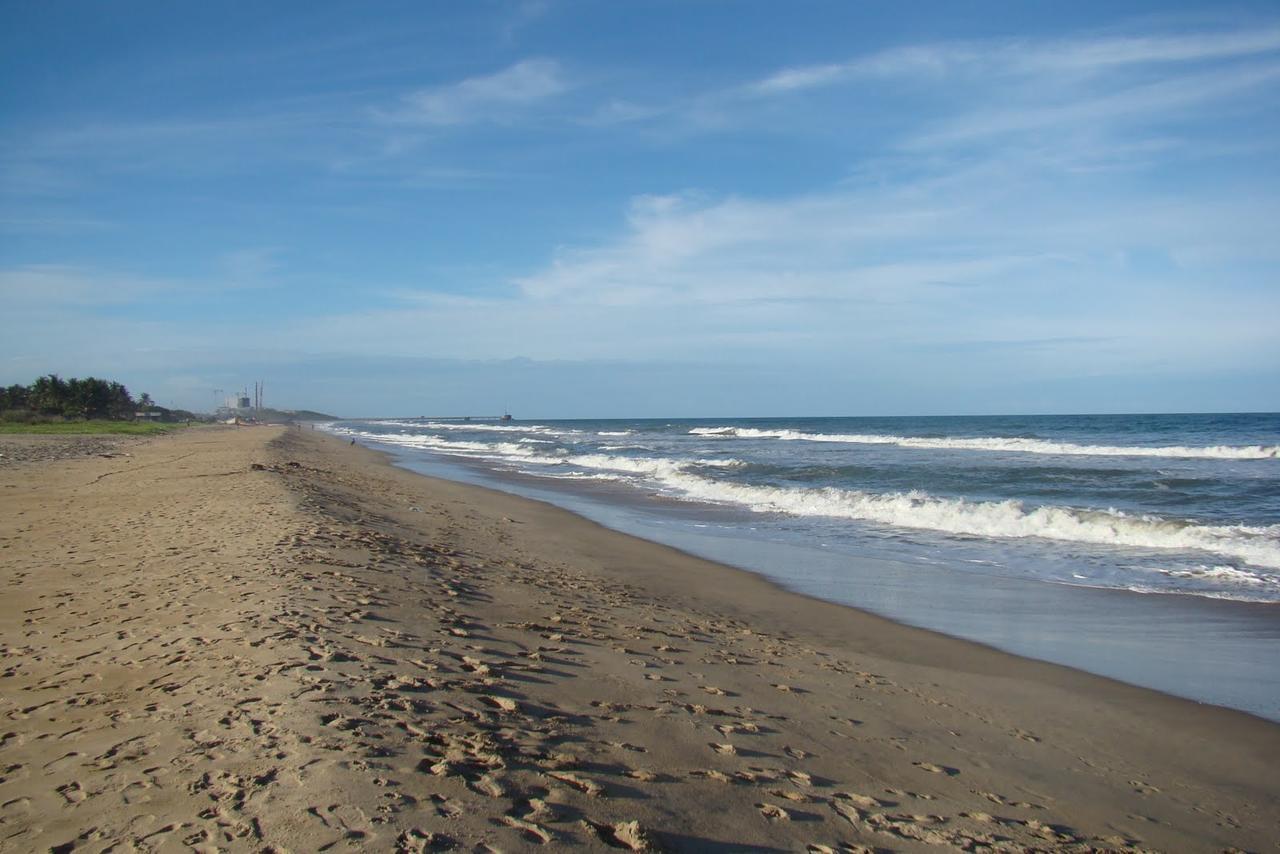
[0, 420, 184, 435]
[1, 374, 203, 428]
[2, 375, 139, 420]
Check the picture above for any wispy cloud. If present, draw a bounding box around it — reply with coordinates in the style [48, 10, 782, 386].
[487, 127, 1280, 368]
[1018, 27, 1280, 72]
[220, 248, 285, 285]
[385, 58, 569, 125]
[913, 60, 1280, 148]
[0, 265, 175, 306]
[580, 23, 1280, 155]
[748, 27, 1280, 95]
[750, 63, 849, 95]
[3, 11, 1277, 412]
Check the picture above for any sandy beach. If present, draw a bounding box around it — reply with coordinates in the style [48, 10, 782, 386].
[2, 425, 1277, 853]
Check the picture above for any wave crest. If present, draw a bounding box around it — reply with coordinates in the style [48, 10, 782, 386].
[327, 424, 1280, 571]
[648, 471, 1280, 569]
[689, 427, 1279, 460]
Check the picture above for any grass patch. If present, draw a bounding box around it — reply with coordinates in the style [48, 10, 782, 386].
[0, 420, 188, 435]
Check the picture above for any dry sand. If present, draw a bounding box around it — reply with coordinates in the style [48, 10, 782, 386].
[1, 425, 1277, 852]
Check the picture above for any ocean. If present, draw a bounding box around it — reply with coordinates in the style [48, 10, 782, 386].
[325, 413, 1280, 719]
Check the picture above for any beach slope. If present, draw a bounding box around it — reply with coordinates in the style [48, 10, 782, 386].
[1, 426, 1276, 852]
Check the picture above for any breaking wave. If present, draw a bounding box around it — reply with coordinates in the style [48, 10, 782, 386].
[638, 471, 1280, 569]
[327, 423, 1280, 571]
[414, 421, 565, 434]
[689, 427, 1279, 460]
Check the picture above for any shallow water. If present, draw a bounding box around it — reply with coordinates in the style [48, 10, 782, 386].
[327, 414, 1280, 720]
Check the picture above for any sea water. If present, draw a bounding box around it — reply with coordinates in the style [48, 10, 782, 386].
[326, 413, 1280, 718]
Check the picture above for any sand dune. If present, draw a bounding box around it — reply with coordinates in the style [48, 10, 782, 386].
[1, 426, 1276, 851]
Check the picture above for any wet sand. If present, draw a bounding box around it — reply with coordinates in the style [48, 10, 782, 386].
[1, 425, 1277, 852]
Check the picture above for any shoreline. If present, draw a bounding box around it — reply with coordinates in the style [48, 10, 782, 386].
[371, 436, 1280, 722]
[360, 433, 1280, 727]
[2, 426, 1277, 851]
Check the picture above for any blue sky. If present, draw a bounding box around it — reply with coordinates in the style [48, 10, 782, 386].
[2, 1, 1278, 417]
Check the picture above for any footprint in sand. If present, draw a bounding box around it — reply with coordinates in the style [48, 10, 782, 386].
[429, 794, 462, 818]
[546, 771, 605, 797]
[395, 827, 446, 853]
[56, 781, 87, 804]
[480, 694, 519, 713]
[830, 798, 866, 828]
[0, 796, 32, 817]
[519, 798, 557, 823]
[913, 761, 960, 776]
[756, 802, 792, 822]
[497, 815, 555, 845]
[786, 770, 813, 787]
[579, 819, 659, 851]
[767, 787, 813, 803]
[980, 790, 1042, 809]
[834, 791, 895, 810]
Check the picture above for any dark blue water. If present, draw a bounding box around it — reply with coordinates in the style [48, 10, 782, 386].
[326, 413, 1280, 719]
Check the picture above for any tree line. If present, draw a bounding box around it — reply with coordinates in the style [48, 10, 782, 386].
[0, 374, 153, 420]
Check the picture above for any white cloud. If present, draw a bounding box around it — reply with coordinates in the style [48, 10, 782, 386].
[751, 63, 848, 95]
[0, 265, 174, 306]
[747, 27, 1280, 96]
[1020, 27, 1280, 73]
[220, 247, 284, 283]
[912, 60, 1280, 148]
[467, 130, 1280, 372]
[587, 98, 669, 125]
[388, 58, 568, 125]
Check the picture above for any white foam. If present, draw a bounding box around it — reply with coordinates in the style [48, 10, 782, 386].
[561, 454, 746, 479]
[1098, 564, 1280, 602]
[689, 427, 1279, 460]
[631, 469, 1280, 570]
[1156, 564, 1279, 587]
[328, 423, 1280, 571]
[332, 427, 567, 466]
[335, 426, 740, 481]
[415, 421, 564, 434]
